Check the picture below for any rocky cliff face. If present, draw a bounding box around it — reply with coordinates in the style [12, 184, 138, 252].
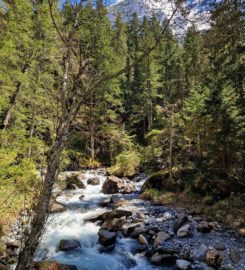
[108, 0, 209, 35]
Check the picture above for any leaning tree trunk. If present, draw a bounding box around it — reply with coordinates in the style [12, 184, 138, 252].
[15, 119, 71, 270]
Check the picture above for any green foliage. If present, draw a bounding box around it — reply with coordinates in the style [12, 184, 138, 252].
[108, 150, 141, 177]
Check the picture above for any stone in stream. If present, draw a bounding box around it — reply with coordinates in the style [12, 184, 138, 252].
[205, 249, 223, 267]
[102, 175, 135, 194]
[197, 221, 214, 233]
[102, 209, 133, 220]
[98, 229, 117, 246]
[177, 224, 190, 238]
[87, 177, 100, 185]
[101, 216, 127, 232]
[138, 234, 148, 245]
[173, 212, 188, 233]
[99, 197, 111, 207]
[66, 174, 86, 190]
[48, 201, 66, 214]
[33, 262, 77, 270]
[151, 252, 164, 265]
[229, 249, 241, 263]
[153, 231, 170, 248]
[176, 259, 191, 270]
[84, 209, 132, 223]
[58, 240, 81, 251]
[122, 223, 142, 236]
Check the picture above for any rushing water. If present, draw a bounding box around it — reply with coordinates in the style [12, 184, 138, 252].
[34, 169, 162, 270]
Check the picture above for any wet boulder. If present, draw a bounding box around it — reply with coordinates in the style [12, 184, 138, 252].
[101, 216, 127, 232]
[87, 177, 100, 185]
[58, 240, 81, 251]
[66, 174, 86, 190]
[98, 229, 117, 246]
[48, 201, 66, 214]
[138, 234, 148, 245]
[102, 209, 133, 220]
[102, 176, 135, 194]
[141, 168, 185, 193]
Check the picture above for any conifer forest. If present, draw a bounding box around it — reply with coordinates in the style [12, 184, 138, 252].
[0, 1, 244, 269]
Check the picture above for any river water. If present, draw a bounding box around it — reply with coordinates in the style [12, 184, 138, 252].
[33, 169, 245, 270]
[34, 169, 161, 270]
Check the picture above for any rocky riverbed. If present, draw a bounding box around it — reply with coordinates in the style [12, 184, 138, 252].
[1, 169, 244, 270]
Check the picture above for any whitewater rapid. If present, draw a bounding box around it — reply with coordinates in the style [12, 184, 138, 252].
[34, 169, 161, 270]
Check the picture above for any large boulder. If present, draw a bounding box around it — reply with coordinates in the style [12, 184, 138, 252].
[101, 216, 127, 232]
[58, 240, 81, 251]
[84, 209, 132, 223]
[87, 177, 100, 185]
[98, 229, 117, 246]
[66, 173, 86, 190]
[33, 262, 77, 270]
[102, 176, 135, 194]
[48, 201, 66, 214]
[141, 168, 185, 193]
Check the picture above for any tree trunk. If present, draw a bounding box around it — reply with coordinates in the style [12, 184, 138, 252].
[15, 118, 71, 270]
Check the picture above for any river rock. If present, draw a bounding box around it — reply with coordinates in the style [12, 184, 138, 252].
[229, 249, 241, 263]
[33, 262, 77, 270]
[87, 177, 100, 185]
[205, 249, 223, 267]
[177, 224, 190, 238]
[197, 221, 213, 233]
[131, 226, 147, 238]
[153, 231, 170, 248]
[173, 213, 188, 233]
[102, 209, 133, 220]
[196, 244, 209, 260]
[138, 234, 148, 245]
[66, 174, 85, 189]
[151, 253, 164, 265]
[99, 198, 111, 207]
[176, 259, 191, 270]
[98, 229, 117, 246]
[122, 223, 141, 236]
[102, 176, 135, 194]
[101, 216, 126, 232]
[49, 201, 66, 213]
[58, 240, 81, 251]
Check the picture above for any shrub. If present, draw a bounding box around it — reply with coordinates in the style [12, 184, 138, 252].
[107, 150, 141, 177]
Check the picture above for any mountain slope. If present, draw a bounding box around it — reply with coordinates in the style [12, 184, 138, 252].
[108, 0, 209, 35]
